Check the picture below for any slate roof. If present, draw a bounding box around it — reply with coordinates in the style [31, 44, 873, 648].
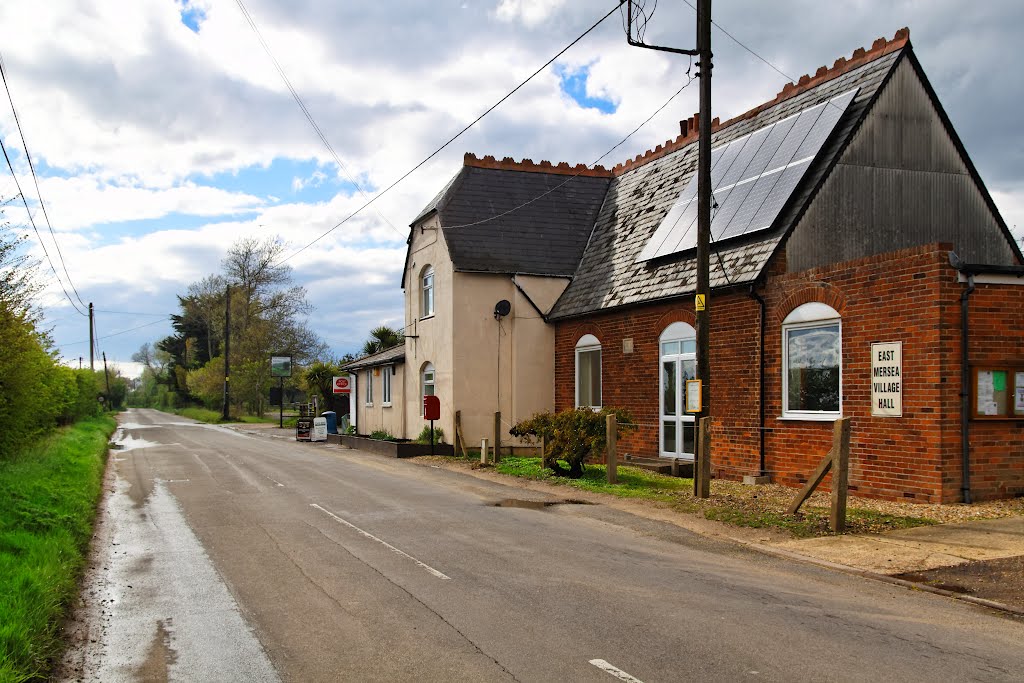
[339, 344, 405, 372]
[412, 158, 612, 277]
[548, 32, 909, 320]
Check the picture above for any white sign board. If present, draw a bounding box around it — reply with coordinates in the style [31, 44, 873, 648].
[311, 417, 328, 442]
[871, 342, 902, 417]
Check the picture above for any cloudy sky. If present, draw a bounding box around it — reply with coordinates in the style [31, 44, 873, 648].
[1, 0, 1021, 377]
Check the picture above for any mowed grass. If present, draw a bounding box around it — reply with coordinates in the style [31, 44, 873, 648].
[0, 415, 115, 682]
[489, 456, 937, 537]
[494, 456, 691, 501]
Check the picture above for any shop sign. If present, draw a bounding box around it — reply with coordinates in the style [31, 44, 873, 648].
[332, 376, 351, 394]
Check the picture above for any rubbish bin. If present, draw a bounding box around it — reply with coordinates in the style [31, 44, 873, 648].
[321, 411, 337, 434]
[340, 414, 350, 433]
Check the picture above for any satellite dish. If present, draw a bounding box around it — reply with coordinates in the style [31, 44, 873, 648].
[494, 299, 511, 319]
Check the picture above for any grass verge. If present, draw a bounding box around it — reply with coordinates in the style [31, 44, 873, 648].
[0, 414, 116, 682]
[489, 456, 938, 537]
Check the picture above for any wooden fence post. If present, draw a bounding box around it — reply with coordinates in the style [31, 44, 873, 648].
[455, 410, 463, 458]
[480, 438, 489, 465]
[493, 411, 502, 463]
[606, 414, 618, 484]
[830, 417, 852, 532]
[697, 417, 711, 499]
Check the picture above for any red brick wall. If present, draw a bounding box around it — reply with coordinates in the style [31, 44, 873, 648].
[555, 243, 1024, 502]
[947, 273, 1024, 501]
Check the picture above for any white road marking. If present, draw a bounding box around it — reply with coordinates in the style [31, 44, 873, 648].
[589, 659, 645, 682]
[310, 504, 451, 580]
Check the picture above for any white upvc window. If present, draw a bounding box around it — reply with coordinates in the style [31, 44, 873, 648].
[382, 366, 392, 406]
[421, 266, 435, 318]
[575, 334, 602, 409]
[782, 302, 842, 420]
[421, 362, 435, 415]
[365, 369, 373, 406]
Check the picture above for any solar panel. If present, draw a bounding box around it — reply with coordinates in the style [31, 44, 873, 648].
[636, 88, 859, 262]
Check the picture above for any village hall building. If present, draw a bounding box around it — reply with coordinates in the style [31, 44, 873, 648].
[344, 29, 1024, 503]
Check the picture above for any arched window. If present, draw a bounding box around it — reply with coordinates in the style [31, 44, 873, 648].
[421, 362, 435, 415]
[575, 334, 602, 409]
[660, 322, 697, 458]
[782, 302, 841, 419]
[421, 265, 435, 318]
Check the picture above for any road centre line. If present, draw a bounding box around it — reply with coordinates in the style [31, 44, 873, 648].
[310, 504, 451, 580]
[589, 659, 645, 682]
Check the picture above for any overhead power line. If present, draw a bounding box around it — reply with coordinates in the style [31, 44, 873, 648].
[275, 0, 629, 265]
[57, 316, 170, 349]
[0, 52, 88, 311]
[444, 72, 696, 230]
[231, 0, 403, 239]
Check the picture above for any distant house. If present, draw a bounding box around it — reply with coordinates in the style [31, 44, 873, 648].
[348, 29, 1024, 503]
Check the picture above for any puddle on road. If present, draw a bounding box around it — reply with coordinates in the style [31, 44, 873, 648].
[111, 432, 163, 452]
[492, 498, 593, 510]
[56, 476, 280, 682]
[138, 619, 178, 682]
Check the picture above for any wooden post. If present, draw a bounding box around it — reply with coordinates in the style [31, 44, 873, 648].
[480, 438, 489, 465]
[671, 458, 680, 478]
[540, 435, 546, 465]
[606, 414, 618, 484]
[830, 418, 852, 532]
[455, 410, 464, 458]
[697, 417, 711, 498]
[493, 411, 501, 463]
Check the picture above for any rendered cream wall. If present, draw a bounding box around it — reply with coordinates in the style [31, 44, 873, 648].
[354, 364, 406, 436]
[403, 217, 456, 440]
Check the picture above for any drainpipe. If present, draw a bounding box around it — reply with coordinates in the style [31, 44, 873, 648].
[960, 273, 975, 504]
[748, 285, 766, 476]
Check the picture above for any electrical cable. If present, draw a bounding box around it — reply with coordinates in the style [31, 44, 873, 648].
[231, 0, 403, 239]
[444, 72, 696, 230]
[0, 52, 88, 310]
[276, 0, 629, 265]
[56, 316, 170, 349]
[0, 144, 86, 316]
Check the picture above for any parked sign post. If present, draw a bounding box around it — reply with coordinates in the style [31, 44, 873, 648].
[423, 395, 440, 456]
[271, 355, 293, 428]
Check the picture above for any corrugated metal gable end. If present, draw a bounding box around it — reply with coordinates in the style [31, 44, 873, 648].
[549, 49, 903, 320]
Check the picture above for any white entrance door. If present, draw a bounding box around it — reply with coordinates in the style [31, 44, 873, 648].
[660, 324, 697, 460]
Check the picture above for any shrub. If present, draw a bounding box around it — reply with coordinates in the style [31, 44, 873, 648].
[369, 429, 396, 441]
[414, 425, 445, 445]
[510, 407, 636, 478]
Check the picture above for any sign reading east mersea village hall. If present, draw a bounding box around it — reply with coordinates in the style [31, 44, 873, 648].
[871, 342, 902, 417]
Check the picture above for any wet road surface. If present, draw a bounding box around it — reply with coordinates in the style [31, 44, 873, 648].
[59, 409, 1024, 682]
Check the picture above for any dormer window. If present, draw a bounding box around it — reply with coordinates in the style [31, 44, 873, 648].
[421, 265, 434, 318]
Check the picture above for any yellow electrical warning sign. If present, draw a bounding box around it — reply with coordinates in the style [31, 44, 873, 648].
[695, 294, 706, 311]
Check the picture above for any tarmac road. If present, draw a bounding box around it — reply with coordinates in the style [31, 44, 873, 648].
[58, 408, 1023, 682]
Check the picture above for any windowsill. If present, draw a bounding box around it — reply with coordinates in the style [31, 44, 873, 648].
[382, 402, 392, 408]
[576, 405, 602, 412]
[420, 314, 435, 321]
[777, 414, 843, 422]
[364, 403, 374, 408]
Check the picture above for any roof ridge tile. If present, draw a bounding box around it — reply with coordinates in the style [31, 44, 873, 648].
[610, 27, 910, 176]
[463, 153, 612, 177]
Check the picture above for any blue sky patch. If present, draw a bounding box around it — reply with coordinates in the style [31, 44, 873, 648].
[556, 65, 617, 114]
[179, 3, 207, 33]
[195, 158, 362, 204]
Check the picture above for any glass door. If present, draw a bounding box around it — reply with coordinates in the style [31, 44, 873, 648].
[660, 337, 696, 459]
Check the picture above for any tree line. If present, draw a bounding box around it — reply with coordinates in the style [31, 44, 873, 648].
[0, 204, 125, 459]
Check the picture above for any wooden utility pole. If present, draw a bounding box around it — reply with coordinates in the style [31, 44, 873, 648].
[88, 302, 95, 371]
[695, 0, 713, 429]
[222, 284, 231, 420]
[102, 351, 112, 398]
